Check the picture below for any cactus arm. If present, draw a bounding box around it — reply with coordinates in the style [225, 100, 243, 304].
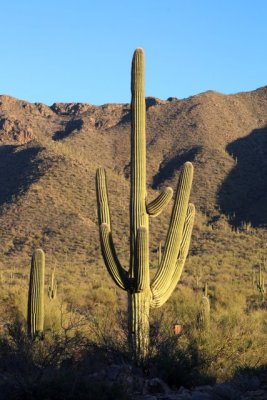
[150, 162, 193, 298]
[96, 168, 112, 226]
[100, 223, 129, 290]
[146, 187, 173, 217]
[135, 226, 149, 292]
[96, 168, 129, 290]
[151, 203, 195, 308]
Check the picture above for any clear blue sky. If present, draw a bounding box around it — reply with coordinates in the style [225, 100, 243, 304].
[1, 1, 266, 105]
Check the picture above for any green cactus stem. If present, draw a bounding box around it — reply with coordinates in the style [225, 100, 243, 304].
[48, 268, 57, 300]
[27, 249, 45, 338]
[96, 48, 195, 362]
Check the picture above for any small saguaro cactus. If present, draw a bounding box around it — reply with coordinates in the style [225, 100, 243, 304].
[256, 266, 265, 302]
[27, 249, 45, 338]
[199, 282, 210, 329]
[193, 265, 203, 290]
[96, 48, 195, 362]
[48, 268, 57, 300]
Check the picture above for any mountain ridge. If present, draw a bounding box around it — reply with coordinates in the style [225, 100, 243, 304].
[0, 86, 267, 269]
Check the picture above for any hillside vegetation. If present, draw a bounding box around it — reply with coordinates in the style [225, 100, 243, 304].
[0, 88, 266, 398]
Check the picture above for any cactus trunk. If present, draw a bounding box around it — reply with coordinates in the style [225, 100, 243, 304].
[128, 292, 150, 360]
[96, 48, 195, 363]
[128, 49, 150, 358]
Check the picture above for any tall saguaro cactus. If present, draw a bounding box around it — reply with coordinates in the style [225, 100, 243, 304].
[27, 249, 45, 338]
[96, 48, 195, 361]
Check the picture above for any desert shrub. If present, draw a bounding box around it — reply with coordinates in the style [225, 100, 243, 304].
[149, 299, 267, 388]
[0, 315, 130, 400]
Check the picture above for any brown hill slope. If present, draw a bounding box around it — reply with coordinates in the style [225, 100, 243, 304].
[0, 87, 267, 271]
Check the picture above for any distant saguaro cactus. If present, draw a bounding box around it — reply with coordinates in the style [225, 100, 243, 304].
[48, 268, 57, 300]
[96, 49, 195, 362]
[199, 282, 210, 329]
[256, 266, 265, 302]
[27, 249, 45, 338]
[193, 265, 203, 290]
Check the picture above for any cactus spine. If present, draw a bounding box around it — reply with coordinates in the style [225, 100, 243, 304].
[27, 249, 45, 338]
[96, 48, 195, 362]
[48, 268, 57, 300]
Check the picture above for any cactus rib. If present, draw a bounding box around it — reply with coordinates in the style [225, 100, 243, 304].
[135, 226, 149, 292]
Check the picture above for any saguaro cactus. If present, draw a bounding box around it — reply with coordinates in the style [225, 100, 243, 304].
[48, 268, 57, 300]
[27, 249, 45, 338]
[96, 48, 195, 361]
[256, 266, 265, 302]
[199, 282, 210, 329]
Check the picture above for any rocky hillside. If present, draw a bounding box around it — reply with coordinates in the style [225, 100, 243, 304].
[0, 87, 267, 268]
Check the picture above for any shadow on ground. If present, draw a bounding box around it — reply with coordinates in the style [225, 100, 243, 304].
[0, 145, 44, 207]
[152, 146, 201, 189]
[52, 118, 83, 141]
[218, 126, 267, 227]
